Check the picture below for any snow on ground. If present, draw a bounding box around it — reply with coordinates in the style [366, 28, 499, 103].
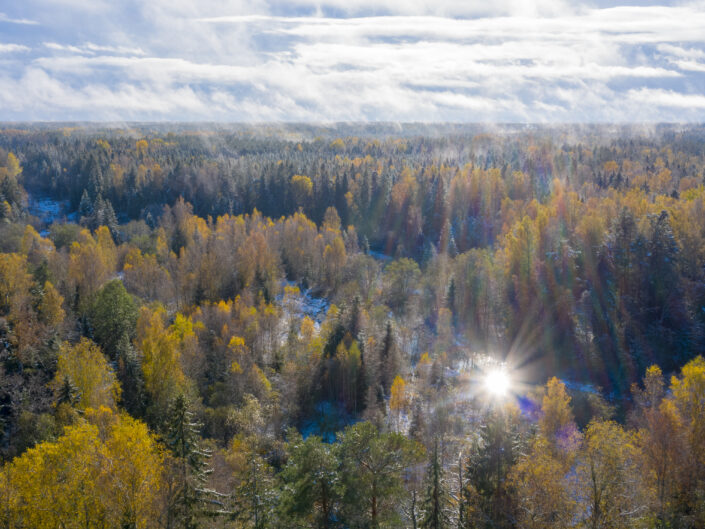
[27, 195, 78, 235]
[278, 281, 330, 323]
[561, 379, 599, 395]
[27, 196, 65, 222]
[276, 280, 331, 345]
[368, 250, 392, 262]
[300, 401, 356, 442]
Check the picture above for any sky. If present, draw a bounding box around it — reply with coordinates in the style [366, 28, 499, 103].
[1, 0, 705, 122]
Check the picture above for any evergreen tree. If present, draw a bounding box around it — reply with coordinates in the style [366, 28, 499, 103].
[115, 333, 146, 418]
[232, 452, 277, 529]
[78, 189, 93, 218]
[281, 432, 340, 529]
[409, 402, 427, 444]
[165, 394, 217, 529]
[380, 320, 400, 396]
[463, 406, 524, 529]
[102, 198, 120, 242]
[348, 295, 362, 339]
[355, 334, 369, 414]
[421, 438, 450, 529]
[88, 279, 138, 360]
[445, 278, 457, 328]
[56, 376, 81, 407]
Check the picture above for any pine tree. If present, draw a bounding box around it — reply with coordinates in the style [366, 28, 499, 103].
[409, 402, 426, 444]
[355, 334, 368, 414]
[165, 394, 217, 529]
[421, 438, 450, 529]
[348, 295, 362, 339]
[56, 376, 81, 407]
[446, 278, 457, 328]
[233, 453, 277, 529]
[380, 320, 400, 396]
[281, 433, 339, 529]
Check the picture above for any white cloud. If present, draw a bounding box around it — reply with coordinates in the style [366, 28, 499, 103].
[657, 44, 705, 60]
[0, 12, 38, 25]
[43, 42, 145, 55]
[627, 88, 705, 109]
[3, 1, 705, 121]
[0, 43, 30, 53]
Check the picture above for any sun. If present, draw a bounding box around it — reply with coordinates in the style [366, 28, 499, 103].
[485, 368, 510, 397]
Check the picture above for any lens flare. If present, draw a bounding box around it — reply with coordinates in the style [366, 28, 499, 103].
[485, 368, 510, 397]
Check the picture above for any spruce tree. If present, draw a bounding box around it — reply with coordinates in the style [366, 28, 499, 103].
[102, 198, 120, 241]
[165, 394, 216, 529]
[78, 189, 93, 218]
[115, 333, 146, 418]
[355, 333, 368, 414]
[409, 402, 426, 444]
[380, 320, 400, 396]
[56, 376, 81, 407]
[421, 438, 450, 529]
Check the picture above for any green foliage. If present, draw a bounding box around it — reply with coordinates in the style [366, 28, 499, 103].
[420, 438, 451, 529]
[338, 421, 424, 528]
[4, 126, 705, 529]
[165, 394, 217, 528]
[463, 405, 525, 529]
[281, 431, 341, 529]
[89, 279, 138, 360]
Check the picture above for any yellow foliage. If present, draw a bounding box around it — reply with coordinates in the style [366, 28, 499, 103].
[96, 139, 111, 153]
[69, 228, 117, 304]
[5, 152, 22, 178]
[509, 437, 577, 529]
[135, 139, 148, 155]
[251, 364, 272, 394]
[230, 361, 243, 374]
[53, 338, 120, 410]
[539, 377, 576, 452]
[136, 306, 190, 411]
[291, 174, 313, 204]
[300, 316, 315, 342]
[0, 253, 32, 318]
[38, 280, 65, 327]
[669, 356, 705, 465]
[576, 420, 648, 528]
[0, 411, 163, 528]
[228, 335, 245, 350]
[389, 375, 409, 413]
[330, 138, 345, 151]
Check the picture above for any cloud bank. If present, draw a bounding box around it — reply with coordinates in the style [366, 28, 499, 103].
[0, 0, 704, 121]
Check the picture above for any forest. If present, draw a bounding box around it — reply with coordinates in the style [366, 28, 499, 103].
[0, 124, 705, 528]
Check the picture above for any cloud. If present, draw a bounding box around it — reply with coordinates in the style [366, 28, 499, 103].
[628, 88, 705, 109]
[43, 42, 145, 55]
[0, 43, 30, 53]
[2, 1, 705, 121]
[0, 12, 39, 25]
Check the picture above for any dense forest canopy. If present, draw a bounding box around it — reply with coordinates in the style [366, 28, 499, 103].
[1, 124, 705, 528]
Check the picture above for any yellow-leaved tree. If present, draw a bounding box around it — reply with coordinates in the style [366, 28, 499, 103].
[53, 338, 120, 411]
[509, 378, 579, 529]
[38, 280, 65, 328]
[574, 420, 650, 529]
[137, 305, 194, 418]
[69, 227, 117, 309]
[0, 408, 163, 528]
